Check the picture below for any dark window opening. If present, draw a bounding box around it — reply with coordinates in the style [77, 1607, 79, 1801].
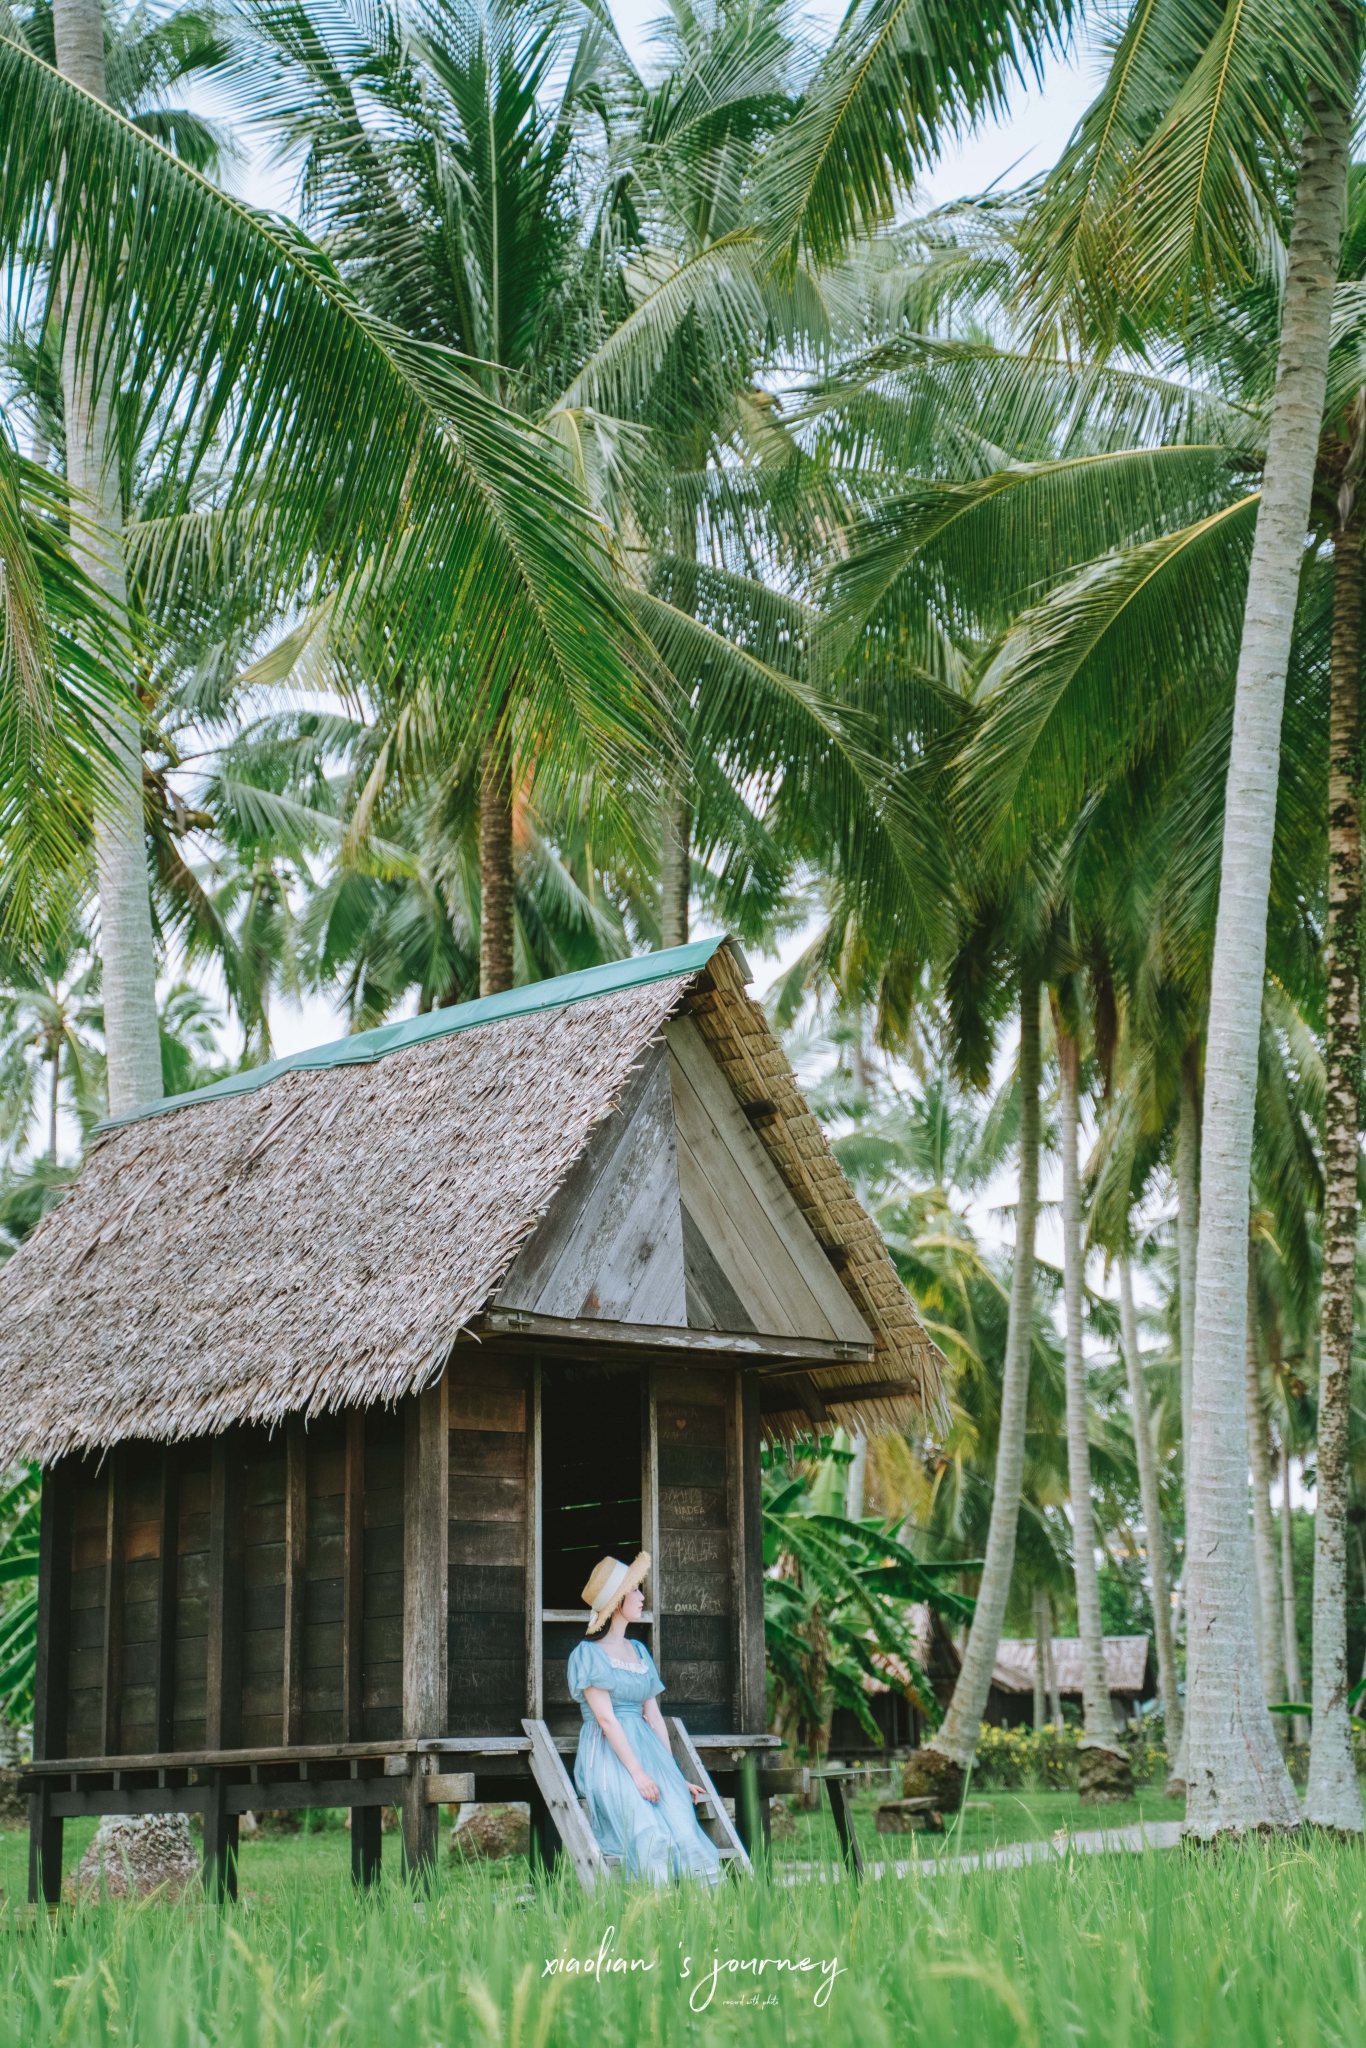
[541, 1367, 642, 1609]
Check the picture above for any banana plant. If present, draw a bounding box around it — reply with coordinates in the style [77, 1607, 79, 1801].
[0, 1463, 41, 1729]
[762, 1435, 976, 1758]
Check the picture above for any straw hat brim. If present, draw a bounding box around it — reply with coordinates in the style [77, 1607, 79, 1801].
[583, 1551, 650, 1635]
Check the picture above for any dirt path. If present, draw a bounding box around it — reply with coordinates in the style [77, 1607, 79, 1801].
[780, 1817, 1184, 1884]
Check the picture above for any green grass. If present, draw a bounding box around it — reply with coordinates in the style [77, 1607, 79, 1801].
[3, 1823, 1366, 2043]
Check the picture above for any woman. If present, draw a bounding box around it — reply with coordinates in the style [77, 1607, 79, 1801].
[567, 1553, 722, 1885]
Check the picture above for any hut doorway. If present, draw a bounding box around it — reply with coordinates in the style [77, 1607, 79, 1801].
[540, 1365, 644, 1608]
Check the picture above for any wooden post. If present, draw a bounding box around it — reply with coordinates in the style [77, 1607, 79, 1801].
[527, 1779, 560, 1877]
[202, 1769, 238, 1902]
[342, 1411, 365, 1743]
[100, 1446, 125, 1757]
[282, 1420, 307, 1746]
[205, 1436, 244, 1752]
[731, 1369, 765, 1731]
[28, 1464, 72, 1905]
[525, 1360, 543, 1717]
[736, 1752, 767, 1870]
[642, 1365, 661, 1662]
[154, 1447, 179, 1752]
[399, 1765, 432, 1882]
[351, 1803, 382, 1887]
[825, 1775, 864, 1883]
[402, 1375, 448, 1874]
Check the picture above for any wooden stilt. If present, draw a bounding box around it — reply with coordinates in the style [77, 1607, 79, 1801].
[735, 1750, 766, 1868]
[28, 1780, 63, 1908]
[527, 1779, 560, 1877]
[824, 1776, 864, 1882]
[399, 1767, 437, 1880]
[202, 1771, 239, 1902]
[351, 1804, 382, 1888]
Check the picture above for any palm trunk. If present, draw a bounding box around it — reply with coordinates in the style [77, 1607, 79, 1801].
[1281, 1442, 1308, 1747]
[1059, 1025, 1131, 1797]
[660, 790, 691, 948]
[1119, 1253, 1181, 1747]
[909, 972, 1040, 1801]
[53, 0, 163, 1117]
[1032, 1588, 1049, 1729]
[1307, 488, 1365, 1828]
[1046, 1599, 1062, 1727]
[47, 1051, 59, 1165]
[1178, 1043, 1201, 1461]
[846, 1434, 867, 1522]
[1183, 94, 1348, 1837]
[478, 740, 515, 996]
[1244, 1267, 1285, 1709]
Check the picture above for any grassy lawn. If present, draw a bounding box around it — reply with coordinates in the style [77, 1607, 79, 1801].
[0, 1816, 1365, 2043]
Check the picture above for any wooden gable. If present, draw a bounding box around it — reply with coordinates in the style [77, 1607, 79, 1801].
[493, 1019, 869, 1348]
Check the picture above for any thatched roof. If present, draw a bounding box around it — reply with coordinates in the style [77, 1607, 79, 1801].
[865, 1617, 1154, 1703]
[0, 938, 946, 1465]
[993, 1635, 1154, 1697]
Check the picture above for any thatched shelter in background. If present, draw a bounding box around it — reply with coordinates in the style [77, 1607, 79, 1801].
[2, 937, 944, 1899]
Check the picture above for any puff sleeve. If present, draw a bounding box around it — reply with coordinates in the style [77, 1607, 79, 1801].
[567, 1639, 610, 1702]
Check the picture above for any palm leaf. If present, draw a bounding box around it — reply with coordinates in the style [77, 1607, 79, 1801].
[1, 34, 669, 790]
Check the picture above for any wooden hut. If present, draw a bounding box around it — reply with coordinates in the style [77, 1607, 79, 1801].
[0, 937, 944, 1899]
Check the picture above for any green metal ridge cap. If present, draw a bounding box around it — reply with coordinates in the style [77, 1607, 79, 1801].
[94, 936, 734, 1135]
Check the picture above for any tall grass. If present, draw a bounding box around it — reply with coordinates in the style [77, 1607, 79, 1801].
[4, 1837, 1366, 2044]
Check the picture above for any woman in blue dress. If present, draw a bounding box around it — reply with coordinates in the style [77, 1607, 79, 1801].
[567, 1553, 722, 1885]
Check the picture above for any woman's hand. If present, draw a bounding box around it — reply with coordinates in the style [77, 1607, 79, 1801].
[685, 1781, 706, 1805]
[633, 1771, 661, 1803]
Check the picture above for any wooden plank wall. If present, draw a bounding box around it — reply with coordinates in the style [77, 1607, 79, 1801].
[65, 1456, 108, 1757]
[664, 1015, 869, 1344]
[172, 1445, 212, 1749]
[116, 1444, 164, 1754]
[656, 1367, 733, 1734]
[494, 1047, 688, 1330]
[300, 1418, 347, 1744]
[362, 1409, 405, 1741]
[49, 1359, 762, 1757]
[239, 1427, 287, 1749]
[447, 1361, 526, 1734]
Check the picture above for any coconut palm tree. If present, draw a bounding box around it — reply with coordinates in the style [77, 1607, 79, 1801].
[1053, 981, 1133, 1794]
[1023, 0, 1359, 1837]
[3, 13, 668, 1038]
[0, 920, 103, 1160]
[44, 0, 234, 1111]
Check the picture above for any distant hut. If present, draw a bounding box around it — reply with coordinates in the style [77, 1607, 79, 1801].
[832, 1620, 1157, 1754]
[0, 938, 945, 1898]
[990, 1636, 1157, 1729]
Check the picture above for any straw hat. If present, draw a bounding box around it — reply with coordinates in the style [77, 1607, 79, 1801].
[581, 1552, 650, 1635]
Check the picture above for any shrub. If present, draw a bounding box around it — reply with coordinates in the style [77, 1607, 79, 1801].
[972, 1721, 1169, 1792]
[972, 1723, 1080, 1790]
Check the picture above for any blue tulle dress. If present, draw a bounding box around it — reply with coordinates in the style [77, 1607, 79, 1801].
[567, 1637, 722, 1885]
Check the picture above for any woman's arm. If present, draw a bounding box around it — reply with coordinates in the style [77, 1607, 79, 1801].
[641, 1694, 705, 1803]
[582, 1685, 660, 1802]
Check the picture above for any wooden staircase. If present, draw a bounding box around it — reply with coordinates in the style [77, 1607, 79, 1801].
[522, 1716, 754, 1892]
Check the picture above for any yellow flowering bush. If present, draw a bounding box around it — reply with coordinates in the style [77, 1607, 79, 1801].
[973, 1722, 1080, 1790]
[973, 1721, 1169, 1790]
